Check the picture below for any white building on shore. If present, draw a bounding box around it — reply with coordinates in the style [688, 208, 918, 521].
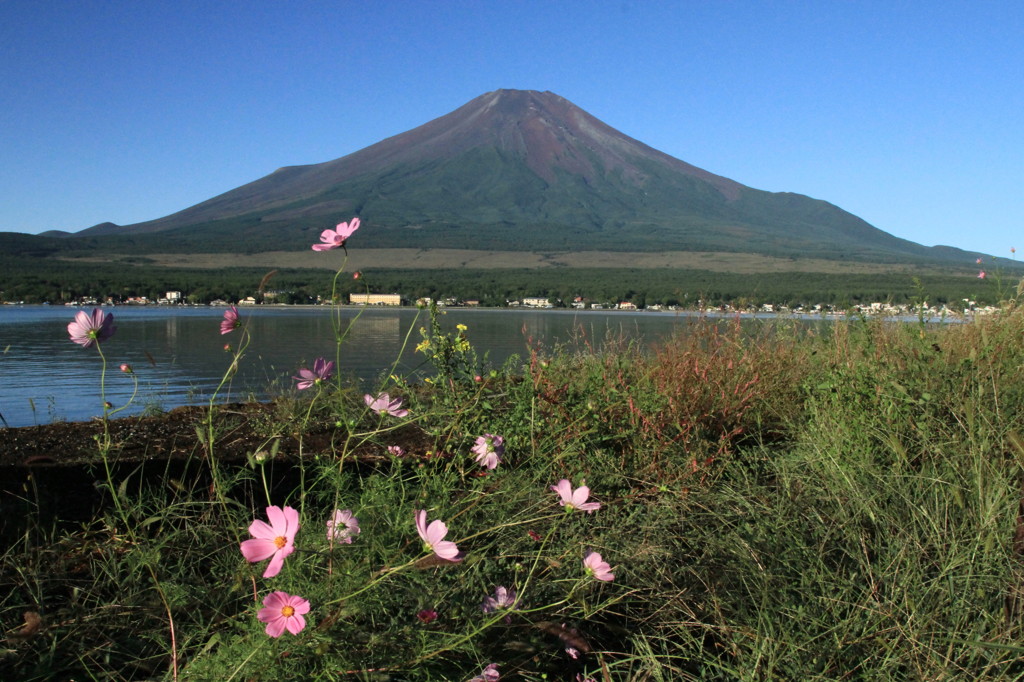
[350, 293, 402, 306]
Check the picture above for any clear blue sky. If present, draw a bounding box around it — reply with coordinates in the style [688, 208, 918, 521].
[1, 1, 1020, 258]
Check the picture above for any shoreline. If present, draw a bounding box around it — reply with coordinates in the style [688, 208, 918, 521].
[1, 300, 979, 321]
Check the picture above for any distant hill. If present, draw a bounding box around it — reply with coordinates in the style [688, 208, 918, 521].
[8, 89, 1002, 265]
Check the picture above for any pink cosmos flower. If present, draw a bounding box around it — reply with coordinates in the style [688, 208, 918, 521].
[551, 479, 601, 513]
[119, 363, 133, 374]
[583, 551, 614, 582]
[482, 585, 517, 613]
[471, 434, 504, 470]
[312, 217, 360, 251]
[294, 357, 335, 390]
[220, 306, 240, 335]
[240, 505, 299, 578]
[566, 646, 581, 659]
[67, 308, 116, 348]
[414, 509, 461, 561]
[388, 445, 406, 456]
[417, 608, 438, 624]
[257, 591, 310, 637]
[365, 392, 409, 418]
[468, 663, 500, 682]
[978, 270, 986, 279]
[327, 509, 360, 544]
[976, 258, 983, 264]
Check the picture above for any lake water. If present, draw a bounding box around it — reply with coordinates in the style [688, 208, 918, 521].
[0, 305, 762, 427]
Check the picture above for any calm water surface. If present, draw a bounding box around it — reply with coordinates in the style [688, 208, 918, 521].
[0, 305, 745, 427]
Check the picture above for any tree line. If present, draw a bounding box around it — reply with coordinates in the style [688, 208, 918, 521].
[0, 256, 1003, 309]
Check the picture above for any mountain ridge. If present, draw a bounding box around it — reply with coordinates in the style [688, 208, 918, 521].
[42, 90, 987, 264]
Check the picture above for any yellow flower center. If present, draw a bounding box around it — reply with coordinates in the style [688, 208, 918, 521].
[274, 536, 287, 549]
[281, 605, 295, 618]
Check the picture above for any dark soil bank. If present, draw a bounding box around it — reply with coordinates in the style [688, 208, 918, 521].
[3, 403, 308, 467]
[0, 403, 433, 541]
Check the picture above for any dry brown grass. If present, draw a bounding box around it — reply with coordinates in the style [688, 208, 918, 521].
[66, 248, 949, 275]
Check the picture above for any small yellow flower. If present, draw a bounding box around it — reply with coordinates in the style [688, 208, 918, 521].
[415, 339, 431, 353]
[456, 324, 468, 332]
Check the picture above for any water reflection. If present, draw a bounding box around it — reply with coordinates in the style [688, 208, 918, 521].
[0, 305, 737, 427]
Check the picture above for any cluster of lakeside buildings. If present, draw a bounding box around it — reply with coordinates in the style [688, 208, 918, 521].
[18, 290, 1000, 318]
[344, 293, 999, 317]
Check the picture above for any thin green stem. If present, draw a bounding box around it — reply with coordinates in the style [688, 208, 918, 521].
[322, 556, 420, 607]
[224, 637, 268, 682]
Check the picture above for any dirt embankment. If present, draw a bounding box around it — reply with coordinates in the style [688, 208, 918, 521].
[0, 402, 433, 468]
[0, 403, 435, 540]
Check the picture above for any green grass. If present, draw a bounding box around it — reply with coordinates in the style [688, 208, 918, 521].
[3, 295, 1024, 680]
